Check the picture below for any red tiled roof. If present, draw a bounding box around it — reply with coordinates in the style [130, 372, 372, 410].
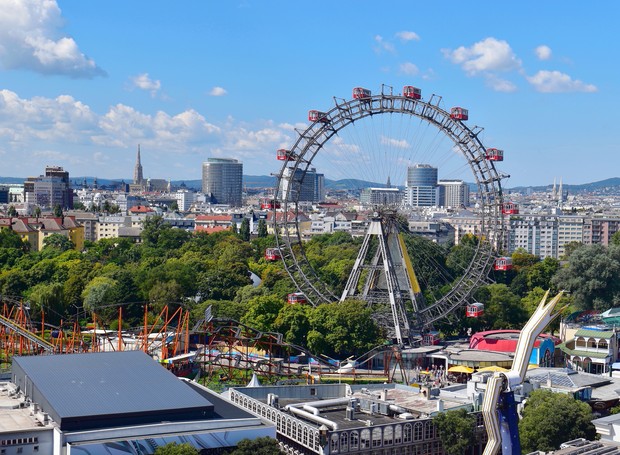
[128, 206, 154, 213]
[195, 225, 231, 233]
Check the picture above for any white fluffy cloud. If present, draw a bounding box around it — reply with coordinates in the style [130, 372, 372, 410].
[485, 75, 517, 92]
[209, 86, 227, 96]
[131, 73, 161, 96]
[398, 62, 419, 76]
[0, 89, 300, 177]
[396, 31, 420, 42]
[374, 35, 395, 54]
[0, 0, 105, 78]
[443, 37, 521, 75]
[535, 45, 552, 61]
[526, 70, 597, 93]
[381, 136, 409, 149]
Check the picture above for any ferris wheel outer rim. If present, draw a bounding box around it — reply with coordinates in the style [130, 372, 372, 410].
[273, 89, 505, 328]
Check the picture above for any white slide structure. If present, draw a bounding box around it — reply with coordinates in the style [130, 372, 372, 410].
[481, 290, 566, 455]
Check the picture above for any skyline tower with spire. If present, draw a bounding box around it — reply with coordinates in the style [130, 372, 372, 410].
[133, 145, 144, 185]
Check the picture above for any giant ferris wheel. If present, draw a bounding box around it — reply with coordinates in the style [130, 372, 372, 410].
[272, 84, 509, 343]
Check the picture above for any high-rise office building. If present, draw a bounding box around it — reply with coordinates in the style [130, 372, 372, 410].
[405, 164, 439, 207]
[438, 180, 469, 208]
[202, 158, 243, 206]
[280, 167, 323, 203]
[26, 165, 73, 209]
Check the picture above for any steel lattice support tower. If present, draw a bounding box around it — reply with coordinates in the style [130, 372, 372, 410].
[340, 216, 415, 345]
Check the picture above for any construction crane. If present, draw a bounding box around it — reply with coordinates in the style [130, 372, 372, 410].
[481, 290, 566, 455]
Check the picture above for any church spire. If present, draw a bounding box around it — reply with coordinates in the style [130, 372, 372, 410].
[133, 144, 144, 185]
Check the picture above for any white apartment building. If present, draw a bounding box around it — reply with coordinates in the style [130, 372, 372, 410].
[96, 216, 144, 240]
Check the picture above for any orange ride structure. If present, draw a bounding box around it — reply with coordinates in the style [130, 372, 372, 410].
[0, 296, 191, 365]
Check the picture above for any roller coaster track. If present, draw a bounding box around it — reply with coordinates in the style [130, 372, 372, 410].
[0, 313, 55, 353]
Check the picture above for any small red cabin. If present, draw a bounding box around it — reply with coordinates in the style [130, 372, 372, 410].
[485, 148, 504, 161]
[277, 149, 294, 161]
[260, 199, 281, 210]
[466, 302, 485, 318]
[450, 107, 469, 121]
[288, 292, 308, 305]
[403, 86, 422, 99]
[494, 257, 513, 271]
[353, 87, 371, 99]
[502, 202, 519, 215]
[308, 110, 329, 123]
[265, 248, 281, 261]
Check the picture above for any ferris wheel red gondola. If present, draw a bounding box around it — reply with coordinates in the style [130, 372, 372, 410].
[494, 257, 513, 271]
[466, 302, 485, 318]
[308, 110, 329, 123]
[450, 107, 469, 121]
[265, 248, 281, 261]
[502, 202, 519, 214]
[403, 85, 422, 99]
[485, 148, 504, 161]
[352, 87, 371, 99]
[287, 292, 308, 305]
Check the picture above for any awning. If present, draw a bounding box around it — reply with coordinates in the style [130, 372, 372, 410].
[448, 365, 474, 374]
[477, 365, 508, 373]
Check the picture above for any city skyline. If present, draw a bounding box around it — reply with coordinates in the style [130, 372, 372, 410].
[0, 1, 617, 187]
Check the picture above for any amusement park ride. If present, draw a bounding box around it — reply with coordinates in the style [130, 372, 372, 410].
[269, 84, 517, 345]
[481, 290, 566, 455]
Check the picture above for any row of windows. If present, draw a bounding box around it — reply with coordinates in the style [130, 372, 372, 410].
[0, 437, 38, 446]
[230, 391, 455, 455]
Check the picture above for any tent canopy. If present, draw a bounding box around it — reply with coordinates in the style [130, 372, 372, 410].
[448, 365, 474, 374]
[477, 365, 508, 373]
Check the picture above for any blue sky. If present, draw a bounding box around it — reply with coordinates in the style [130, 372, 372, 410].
[0, 0, 616, 187]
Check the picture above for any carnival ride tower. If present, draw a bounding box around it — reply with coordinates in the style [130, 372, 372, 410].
[340, 213, 422, 345]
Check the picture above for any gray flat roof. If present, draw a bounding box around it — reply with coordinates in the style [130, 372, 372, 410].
[12, 350, 214, 431]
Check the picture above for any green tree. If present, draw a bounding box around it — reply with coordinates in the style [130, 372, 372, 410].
[612, 231, 620, 246]
[34, 206, 41, 219]
[43, 233, 74, 252]
[229, 437, 281, 455]
[81, 276, 118, 314]
[53, 204, 63, 217]
[154, 442, 199, 455]
[0, 228, 27, 249]
[28, 282, 65, 324]
[0, 269, 28, 296]
[7, 205, 17, 217]
[307, 300, 381, 358]
[170, 201, 179, 211]
[446, 234, 478, 276]
[474, 284, 527, 330]
[241, 295, 284, 332]
[274, 304, 311, 346]
[149, 280, 183, 312]
[239, 218, 251, 241]
[525, 257, 560, 291]
[191, 299, 247, 324]
[141, 215, 167, 247]
[433, 408, 477, 455]
[551, 244, 620, 310]
[257, 219, 268, 238]
[519, 389, 596, 453]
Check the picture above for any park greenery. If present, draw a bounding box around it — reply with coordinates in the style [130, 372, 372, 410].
[518, 389, 597, 452]
[0, 216, 618, 358]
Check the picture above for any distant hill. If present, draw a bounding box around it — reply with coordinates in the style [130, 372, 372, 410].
[1, 175, 619, 194]
[509, 177, 620, 194]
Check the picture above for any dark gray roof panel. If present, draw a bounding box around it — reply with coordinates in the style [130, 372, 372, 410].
[12, 350, 214, 431]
